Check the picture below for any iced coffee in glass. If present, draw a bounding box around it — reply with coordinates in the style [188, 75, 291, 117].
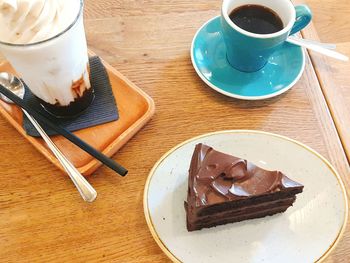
[0, 0, 93, 118]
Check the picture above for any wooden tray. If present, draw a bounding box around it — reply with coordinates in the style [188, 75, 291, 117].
[0, 56, 155, 176]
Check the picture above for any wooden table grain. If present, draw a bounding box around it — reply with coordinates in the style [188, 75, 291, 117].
[301, 0, 350, 163]
[0, 1, 349, 262]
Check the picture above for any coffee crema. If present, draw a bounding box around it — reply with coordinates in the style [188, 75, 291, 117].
[229, 4, 284, 34]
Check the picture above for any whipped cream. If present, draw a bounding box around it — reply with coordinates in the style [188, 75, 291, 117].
[0, 0, 80, 44]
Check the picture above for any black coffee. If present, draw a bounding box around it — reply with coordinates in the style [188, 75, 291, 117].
[229, 5, 283, 34]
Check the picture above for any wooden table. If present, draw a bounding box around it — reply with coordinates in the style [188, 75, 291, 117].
[0, 1, 349, 262]
[300, 0, 350, 162]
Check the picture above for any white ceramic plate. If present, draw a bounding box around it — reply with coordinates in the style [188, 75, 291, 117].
[144, 130, 348, 263]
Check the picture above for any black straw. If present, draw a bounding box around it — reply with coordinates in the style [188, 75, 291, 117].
[0, 84, 128, 176]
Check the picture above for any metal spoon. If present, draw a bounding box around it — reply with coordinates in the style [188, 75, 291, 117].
[0, 72, 97, 202]
[288, 36, 337, 50]
[287, 36, 349, 62]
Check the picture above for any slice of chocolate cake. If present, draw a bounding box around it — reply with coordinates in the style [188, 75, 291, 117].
[185, 143, 303, 231]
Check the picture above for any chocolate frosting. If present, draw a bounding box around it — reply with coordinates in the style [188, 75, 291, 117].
[189, 143, 303, 206]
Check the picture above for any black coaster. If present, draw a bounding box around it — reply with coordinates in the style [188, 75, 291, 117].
[23, 56, 119, 137]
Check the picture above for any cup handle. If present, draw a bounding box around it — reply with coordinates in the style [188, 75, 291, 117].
[290, 5, 312, 35]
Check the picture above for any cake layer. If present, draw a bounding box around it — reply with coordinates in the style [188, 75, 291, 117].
[187, 204, 292, 231]
[187, 196, 296, 225]
[194, 188, 302, 217]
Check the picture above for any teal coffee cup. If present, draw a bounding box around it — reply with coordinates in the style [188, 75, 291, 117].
[221, 0, 312, 72]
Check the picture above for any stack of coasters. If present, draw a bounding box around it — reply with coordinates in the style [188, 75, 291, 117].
[23, 56, 119, 137]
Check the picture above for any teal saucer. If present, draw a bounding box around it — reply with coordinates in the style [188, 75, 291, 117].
[191, 16, 305, 100]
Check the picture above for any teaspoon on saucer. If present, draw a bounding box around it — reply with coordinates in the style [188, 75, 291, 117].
[0, 72, 97, 202]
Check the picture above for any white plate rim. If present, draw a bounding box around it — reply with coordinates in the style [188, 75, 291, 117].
[143, 130, 348, 263]
[190, 16, 306, 101]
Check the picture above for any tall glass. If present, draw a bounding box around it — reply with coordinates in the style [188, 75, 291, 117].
[0, 0, 93, 118]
